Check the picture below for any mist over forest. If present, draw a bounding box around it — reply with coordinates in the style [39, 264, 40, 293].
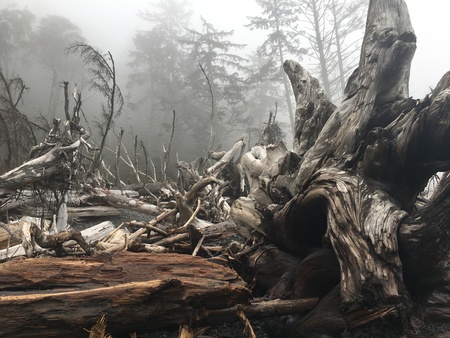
[0, 0, 447, 181]
[4, 1, 450, 336]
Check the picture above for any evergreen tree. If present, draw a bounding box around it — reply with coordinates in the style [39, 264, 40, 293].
[247, 0, 307, 137]
[243, 53, 287, 145]
[128, 0, 200, 164]
[33, 15, 85, 119]
[0, 6, 35, 169]
[128, 0, 192, 122]
[0, 6, 35, 77]
[181, 17, 248, 149]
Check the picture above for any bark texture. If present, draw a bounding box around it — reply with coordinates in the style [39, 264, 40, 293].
[232, 0, 450, 336]
[0, 252, 251, 337]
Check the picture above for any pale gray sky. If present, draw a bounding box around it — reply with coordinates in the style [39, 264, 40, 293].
[4, 0, 450, 98]
[407, 0, 450, 96]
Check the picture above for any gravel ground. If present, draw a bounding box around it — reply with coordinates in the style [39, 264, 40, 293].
[420, 323, 450, 338]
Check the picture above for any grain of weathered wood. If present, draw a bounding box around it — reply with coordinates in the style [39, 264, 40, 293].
[0, 251, 251, 337]
[0, 141, 81, 194]
[231, 0, 450, 336]
[93, 187, 163, 216]
[0, 220, 115, 261]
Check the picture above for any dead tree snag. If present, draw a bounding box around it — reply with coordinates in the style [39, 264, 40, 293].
[232, 0, 450, 336]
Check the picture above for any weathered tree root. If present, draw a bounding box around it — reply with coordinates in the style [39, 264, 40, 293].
[22, 222, 93, 257]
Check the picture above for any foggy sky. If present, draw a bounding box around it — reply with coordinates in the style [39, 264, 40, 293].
[407, 0, 450, 97]
[5, 0, 450, 98]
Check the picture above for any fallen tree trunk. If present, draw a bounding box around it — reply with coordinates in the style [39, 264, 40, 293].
[92, 188, 163, 216]
[0, 251, 251, 337]
[0, 220, 115, 261]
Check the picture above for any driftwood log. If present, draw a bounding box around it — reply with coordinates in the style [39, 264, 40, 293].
[232, 0, 450, 336]
[0, 252, 251, 337]
[0, 140, 81, 195]
[0, 220, 115, 261]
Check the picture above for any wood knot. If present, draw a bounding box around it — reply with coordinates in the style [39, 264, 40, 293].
[379, 27, 398, 47]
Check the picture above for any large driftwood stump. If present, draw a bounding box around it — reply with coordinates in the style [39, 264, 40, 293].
[0, 252, 251, 337]
[232, 0, 450, 336]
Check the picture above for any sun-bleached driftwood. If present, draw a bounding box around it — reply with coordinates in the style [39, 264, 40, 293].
[237, 142, 298, 205]
[0, 251, 251, 337]
[0, 221, 22, 248]
[92, 188, 163, 216]
[67, 205, 121, 219]
[284, 62, 335, 157]
[0, 140, 82, 194]
[15, 205, 121, 220]
[0, 220, 115, 261]
[21, 221, 93, 257]
[206, 135, 246, 176]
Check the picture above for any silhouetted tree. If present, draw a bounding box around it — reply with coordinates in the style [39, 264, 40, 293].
[247, 0, 307, 137]
[129, 0, 192, 120]
[128, 0, 198, 168]
[294, 0, 367, 101]
[329, 0, 366, 98]
[67, 42, 124, 178]
[182, 17, 248, 148]
[243, 53, 287, 144]
[33, 15, 85, 119]
[0, 68, 36, 170]
[0, 6, 36, 170]
[0, 6, 35, 77]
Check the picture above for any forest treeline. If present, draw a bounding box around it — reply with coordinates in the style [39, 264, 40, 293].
[0, 0, 367, 181]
